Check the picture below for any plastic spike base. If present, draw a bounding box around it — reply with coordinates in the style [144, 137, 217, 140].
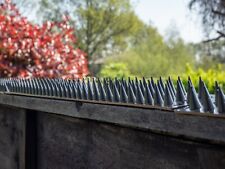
[0, 77, 224, 114]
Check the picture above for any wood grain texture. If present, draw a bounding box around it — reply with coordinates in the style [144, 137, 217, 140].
[0, 94, 224, 144]
[36, 113, 225, 169]
[0, 105, 25, 169]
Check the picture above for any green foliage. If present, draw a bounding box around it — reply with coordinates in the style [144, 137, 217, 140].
[17, 0, 144, 65]
[175, 64, 225, 93]
[104, 25, 195, 77]
[98, 62, 133, 78]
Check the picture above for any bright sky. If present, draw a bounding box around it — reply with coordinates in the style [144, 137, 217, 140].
[133, 0, 203, 43]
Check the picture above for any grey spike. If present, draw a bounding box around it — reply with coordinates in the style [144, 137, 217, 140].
[217, 86, 225, 114]
[115, 78, 121, 92]
[128, 84, 136, 104]
[120, 84, 128, 103]
[202, 83, 215, 113]
[150, 77, 155, 90]
[77, 83, 83, 99]
[113, 83, 120, 102]
[136, 83, 145, 104]
[188, 85, 202, 112]
[97, 79, 107, 101]
[168, 76, 176, 95]
[147, 80, 155, 96]
[166, 80, 175, 101]
[176, 80, 186, 105]
[164, 84, 174, 107]
[82, 80, 88, 99]
[71, 83, 78, 99]
[139, 80, 145, 94]
[59, 83, 66, 97]
[122, 78, 128, 92]
[93, 78, 100, 101]
[48, 79, 55, 96]
[67, 84, 73, 98]
[157, 80, 165, 97]
[105, 83, 114, 102]
[188, 76, 193, 86]
[135, 77, 138, 85]
[64, 82, 71, 98]
[26, 79, 31, 94]
[54, 81, 61, 97]
[143, 77, 147, 88]
[87, 79, 94, 100]
[154, 85, 164, 106]
[146, 85, 154, 105]
[198, 77, 204, 100]
[130, 80, 137, 95]
[159, 77, 165, 91]
[215, 81, 219, 107]
[178, 76, 186, 95]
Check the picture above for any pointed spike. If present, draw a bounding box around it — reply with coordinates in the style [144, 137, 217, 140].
[147, 80, 155, 96]
[146, 85, 154, 105]
[188, 76, 193, 86]
[202, 83, 215, 113]
[139, 80, 145, 94]
[135, 77, 138, 85]
[97, 79, 106, 101]
[215, 81, 219, 107]
[105, 83, 114, 102]
[87, 79, 94, 100]
[130, 80, 137, 95]
[166, 80, 175, 101]
[142, 77, 147, 88]
[164, 84, 174, 107]
[178, 76, 186, 95]
[198, 77, 204, 100]
[93, 78, 100, 101]
[120, 84, 128, 103]
[113, 83, 121, 102]
[61, 82, 68, 97]
[157, 80, 165, 98]
[176, 80, 186, 105]
[154, 85, 164, 106]
[71, 83, 78, 99]
[136, 83, 145, 104]
[217, 86, 225, 114]
[81, 81, 88, 100]
[188, 85, 202, 112]
[77, 83, 83, 99]
[168, 76, 176, 95]
[159, 77, 165, 91]
[128, 84, 136, 104]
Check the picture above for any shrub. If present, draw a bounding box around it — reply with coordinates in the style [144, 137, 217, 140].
[175, 64, 225, 93]
[98, 62, 133, 78]
[0, 0, 88, 78]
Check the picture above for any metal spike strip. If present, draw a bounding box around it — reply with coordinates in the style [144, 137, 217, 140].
[0, 77, 224, 114]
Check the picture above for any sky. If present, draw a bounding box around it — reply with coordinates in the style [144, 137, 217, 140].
[133, 0, 203, 43]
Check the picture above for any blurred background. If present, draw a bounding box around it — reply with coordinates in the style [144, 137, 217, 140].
[0, 0, 225, 92]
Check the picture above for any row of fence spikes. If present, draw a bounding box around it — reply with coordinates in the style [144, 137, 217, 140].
[0, 77, 224, 114]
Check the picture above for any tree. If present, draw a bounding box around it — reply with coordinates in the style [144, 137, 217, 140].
[15, 0, 143, 74]
[189, 0, 225, 42]
[104, 24, 195, 77]
[0, 0, 88, 78]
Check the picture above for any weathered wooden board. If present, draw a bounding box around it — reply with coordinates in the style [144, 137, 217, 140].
[0, 94, 225, 144]
[36, 112, 225, 169]
[0, 105, 25, 169]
